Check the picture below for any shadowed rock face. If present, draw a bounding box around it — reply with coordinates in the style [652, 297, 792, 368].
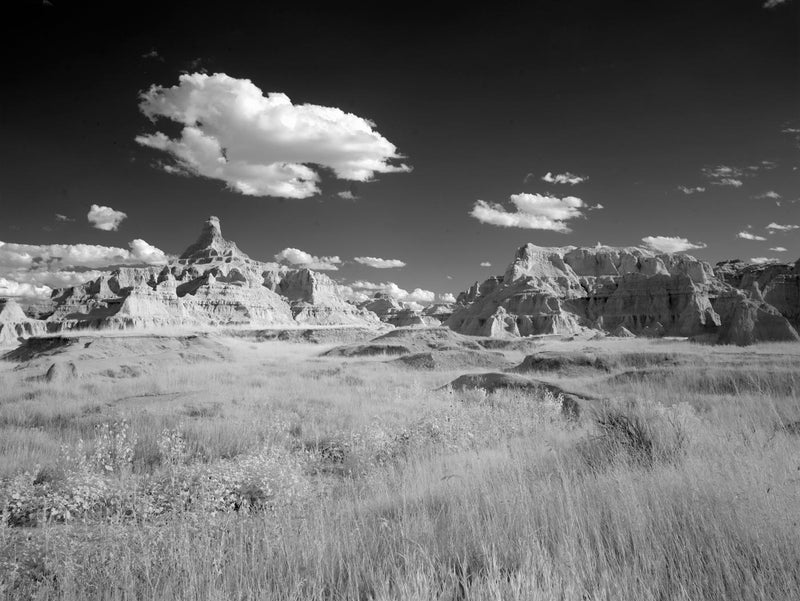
[446, 244, 799, 345]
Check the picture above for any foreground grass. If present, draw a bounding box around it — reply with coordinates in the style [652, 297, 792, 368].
[2, 338, 800, 599]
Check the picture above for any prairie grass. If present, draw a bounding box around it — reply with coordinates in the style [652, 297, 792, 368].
[1, 336, 799, 600]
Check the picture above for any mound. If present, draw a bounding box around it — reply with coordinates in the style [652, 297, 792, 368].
[392, 349, 509, 371]
[514, 352, 614, 373]
[227, 327, 379, 346]
[325, 327, 484, 357]
[3, 336, 76, 362]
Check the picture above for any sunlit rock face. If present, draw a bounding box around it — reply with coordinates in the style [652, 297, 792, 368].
[447, 244, 799, 345]
[1, 217, 382, 343]
[0, 299, 47, 346]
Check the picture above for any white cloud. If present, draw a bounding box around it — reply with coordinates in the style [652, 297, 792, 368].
[702, 165, 746, 188]
[136, 72, 411, 199]
[142, 48, 163, 61]
[764, 0, 788, 8]
[403, 301, 424, 312]
[480, 261, 492, 267]
[766, 222, 800, 231]
[353, 256, 406, 269]
[641, 236, 707, 253]
[470, 193, 595, 232]
[542, 171, 587, 185]
[337, 191, 358, 200]
[0, 278, 52, 299]
[754, 191, 782, 200]
[769, 247, 788, 252]
[88, 205, 127, 231]
[55, 214, 74, 222]
[439, 292, 456, 303]
[274, 248, 341, 270]
[716, 178, 743, 188]
[678, 186, 706, 194]
[750, 257, 777, 264]
[737, 231, 767, 241]
[0, 239, 167, 270]
[350, 280, 435, 303]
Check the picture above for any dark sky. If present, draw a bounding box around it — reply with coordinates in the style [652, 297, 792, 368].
[1, 0, 798, 298]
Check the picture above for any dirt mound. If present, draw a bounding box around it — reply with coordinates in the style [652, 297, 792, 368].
[444, 372, 592, 417]
[325, 327, 484, 357]
[44, 361, 79, 382]
[3, 336, 76, 362]
[514, 352, 614, 373]
[392, 349, 509, 371]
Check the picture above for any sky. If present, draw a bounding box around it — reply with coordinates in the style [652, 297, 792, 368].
[1, 0, 798, 301]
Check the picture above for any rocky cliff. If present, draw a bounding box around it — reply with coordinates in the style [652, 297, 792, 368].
[0, 217, 381, 345]
[446, 244, 799, 345]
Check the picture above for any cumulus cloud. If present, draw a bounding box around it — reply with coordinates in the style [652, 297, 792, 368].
[88, 204, 127, 231]
[480, 261, 492, 267]
[0, 239, 167, 299]
[750, 257, 777, 264]
[769, 247, 788, 252]
[439, 292, 456, 303]
[702, 165, 746, 187]
[274, 247, 341, 270]
[754, 191, 782, 201]
[0, 239, 167, 270]
[337, 191, 358, 200]
[471, 193, 595, 232]
[737, 231, 767, 241]
[353, 256, 406, 269]
[641, 236, 707, 254]
[766, 222, 800, 231]
[136, 72, 411, 199]
[542, 171, 587, 185]
[678, 186, 706, 195]
[350, 280, 435, 303]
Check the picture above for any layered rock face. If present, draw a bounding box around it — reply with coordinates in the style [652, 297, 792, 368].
[0, 217, 381, 344]
[446, 244, 799, 345]
[358, 294, 442, 327]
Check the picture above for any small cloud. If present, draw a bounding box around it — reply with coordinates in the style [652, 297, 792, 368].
[766, 222, 800, 231]
[678, 186, 706, 195]
[702, 165, 747, 187]
[542, 171, 588, 185]
[737, 231, 767, 241]
[446, 275, 454, 280]
[470, 193, 590, 232]
[642, 236, 707, 254]
[274, 248, 341, 270]
[480, 261, 492, 267]
[769, 247, 788, 252]
[750, 257, 777, 264]
[337, 191, 358, 200]
[717, 178, 743, 188]
[353, 256, 406, 269]
[55, 214, 74, 222]
[764, 0, 789, 8]
[753, 191, 782, 200]
[87, 204, 127, 231]
[141, 48, 164, 61]
[439, 292, 456, 303]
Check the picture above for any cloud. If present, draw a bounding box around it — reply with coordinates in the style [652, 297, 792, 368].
[678, 186, 706, 194]
[754, 191, 782, 201]
[0, 239, 167, 299]
[337, 191, 358, 200]
[136, 73, 411, 199]
[737, 231, 767, 241]
[641, 236, 707, 253]
[439, 292, 456, 303]
[88, 205, 127, 231]
[353, 256, 406, 269]
[764, 0, 789, 8]
[470, 193, 595, 232]
[542, 171, 587, 185]
[766, 222, 800, 231]
[480, 261, 492, 267]
[274, 247, 341, 270]
[769, 247, 788, 252]
[702, 165, 746, 187]
[55, 214, 75, 222]
[350, 280, 435, 303]
[0, 239, 167, 270]
[141, 48, 164, 61]
[750, 257, 777, 264]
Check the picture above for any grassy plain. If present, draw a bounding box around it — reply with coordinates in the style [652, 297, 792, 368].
[1, 329, 799, 600]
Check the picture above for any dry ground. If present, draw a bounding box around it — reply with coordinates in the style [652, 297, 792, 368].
[1, 328, 799, 600]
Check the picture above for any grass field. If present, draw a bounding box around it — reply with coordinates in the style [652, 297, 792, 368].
[1, 330, 799, 600]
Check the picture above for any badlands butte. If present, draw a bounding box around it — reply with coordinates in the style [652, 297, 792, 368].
[1, 215, 799, 348]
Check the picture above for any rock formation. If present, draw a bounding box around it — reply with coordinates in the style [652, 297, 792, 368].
[446, 244, 799, 345]
[358, 293, 441, 327]
[0, 217, 382, 344]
